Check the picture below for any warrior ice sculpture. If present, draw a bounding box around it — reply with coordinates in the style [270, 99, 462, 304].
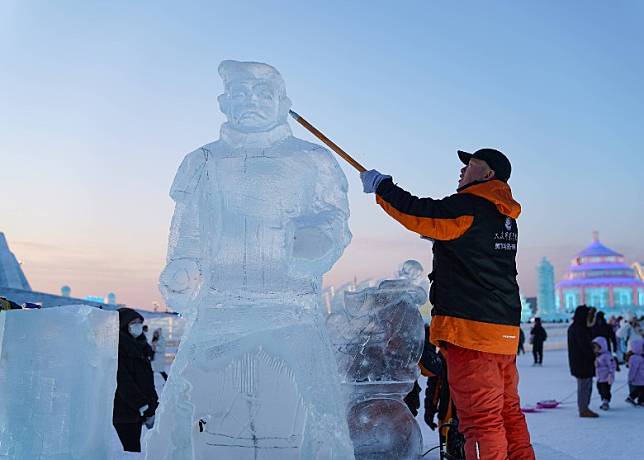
[326, 260, 427, 460]
[145, 61, 354, 459]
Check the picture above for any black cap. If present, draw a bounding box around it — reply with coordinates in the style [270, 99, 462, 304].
[457, 148, 512, 182]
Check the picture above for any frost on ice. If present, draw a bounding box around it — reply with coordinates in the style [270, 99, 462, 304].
[0, 305, 118, 460]
[326, 260, 427, 459]
[145, 60, 354, 459]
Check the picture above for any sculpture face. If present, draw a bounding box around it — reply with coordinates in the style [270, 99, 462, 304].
[221, 79, 282, 133]
[217, 60, 292, 134]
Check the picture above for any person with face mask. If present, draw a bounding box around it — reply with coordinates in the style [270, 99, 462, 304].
[113, 308, 159, 452]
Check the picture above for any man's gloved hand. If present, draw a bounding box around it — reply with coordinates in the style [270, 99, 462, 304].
[360, 169, 391, 194]
[144, 415, 155, 429]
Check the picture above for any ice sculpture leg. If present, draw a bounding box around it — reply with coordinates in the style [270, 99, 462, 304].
[0, 305, 118, 460]
[145, 298, 354, 460]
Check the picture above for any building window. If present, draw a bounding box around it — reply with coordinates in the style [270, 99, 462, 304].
[586, 288, 608, 309]
[564, 290, 578, 310]
[638, 289, 644, 306]
[613, 288, 632, 307]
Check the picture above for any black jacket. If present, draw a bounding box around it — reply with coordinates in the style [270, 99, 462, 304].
[530, 324, 547, 345]
[137, 333, 154, 361]
[376, 178, 522, 354]
[591, 312, 617, 353]
[567, 306, 595, 379]
[113, 308, 159, 423]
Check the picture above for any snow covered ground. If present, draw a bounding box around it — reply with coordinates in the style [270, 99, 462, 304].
[112, 350, 643, 459]
[419, 349, 644, 460]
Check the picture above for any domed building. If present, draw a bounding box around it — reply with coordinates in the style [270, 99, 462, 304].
[556, 232, 644, 315]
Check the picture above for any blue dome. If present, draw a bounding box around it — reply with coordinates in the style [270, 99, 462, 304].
[576, 232, 622, 258]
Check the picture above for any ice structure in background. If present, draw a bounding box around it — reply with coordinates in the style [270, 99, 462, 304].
[145, 60, 354, 459]
[0, 305, 118, 460]
[326, 260, 427, 460]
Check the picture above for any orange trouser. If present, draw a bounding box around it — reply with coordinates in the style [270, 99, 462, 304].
[443, 344, 535, 460]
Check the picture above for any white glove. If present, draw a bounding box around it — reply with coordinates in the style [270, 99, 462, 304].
[138, 404, 149, 417]
[360, 169, 391, 194]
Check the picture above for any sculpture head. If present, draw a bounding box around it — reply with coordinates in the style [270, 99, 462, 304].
[398, 260, 423, 282]
[217, 60, 292, 133]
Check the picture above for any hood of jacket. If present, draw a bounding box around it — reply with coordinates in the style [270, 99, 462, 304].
[458, 179, 521, 219]
[117, 307, 144, 334]
[592, 336, 609, 354]
[632, 339, 644, 355]
[595, 311, 606, 326]
[573, 305, 590, 325]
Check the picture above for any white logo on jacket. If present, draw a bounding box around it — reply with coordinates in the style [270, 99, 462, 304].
[505, 217, 512, 231]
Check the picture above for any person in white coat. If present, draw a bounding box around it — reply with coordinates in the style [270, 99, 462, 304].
[151, 328, 168, 381]
[617, 316, 644, 354]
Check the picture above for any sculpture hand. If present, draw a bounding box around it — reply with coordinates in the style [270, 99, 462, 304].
[159, 258, 202, 311]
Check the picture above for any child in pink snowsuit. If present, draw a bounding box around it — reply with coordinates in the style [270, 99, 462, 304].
[592, 336, 616, 410]
[626, 339, 644, 406]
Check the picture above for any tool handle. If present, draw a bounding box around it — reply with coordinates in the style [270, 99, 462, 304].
[289, 110, 367, 173]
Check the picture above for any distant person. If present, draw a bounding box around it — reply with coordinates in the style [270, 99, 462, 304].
[626, 338, 644, 406]
[530, 318, 547, 365]
[568, 305, 599, 417]
[617, 316, 643, 354]
[138, 323, 154, 361]
[151, 328, 168, 381]
[518, 327, 526, 355]
[113, 308, 159, 452]
[592, 336, 616, 410]
[591, 311, 617, 353]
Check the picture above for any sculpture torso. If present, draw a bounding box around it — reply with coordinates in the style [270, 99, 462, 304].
[169, 123, 350, 299]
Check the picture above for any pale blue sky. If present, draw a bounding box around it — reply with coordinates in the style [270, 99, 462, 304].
[1, 1, 643, 308]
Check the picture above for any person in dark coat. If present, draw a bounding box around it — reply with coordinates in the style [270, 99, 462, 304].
[591, 311, 617, 353]
[137, 325, 154, 362]
[568, 305, 598, 418]
[113, 308, 159, 452]
[517, 328, 525, 355]
[404, 323, 442, 426]
[530, 318, 547, 365]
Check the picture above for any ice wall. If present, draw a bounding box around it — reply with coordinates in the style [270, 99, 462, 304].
[326, 260, 427, 460]
[146, 60, 354, 459]
[0, 305, 118, 460]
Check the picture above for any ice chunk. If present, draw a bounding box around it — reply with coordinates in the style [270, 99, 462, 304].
[146, 60, 354, 459]
[326, 260, 427, 460]
[0, 305, 118, 460]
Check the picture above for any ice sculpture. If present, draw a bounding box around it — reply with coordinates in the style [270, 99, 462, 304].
[326, 260, 427, 460]
[0, 305, 118, 459]
[145, 60, 354, 459]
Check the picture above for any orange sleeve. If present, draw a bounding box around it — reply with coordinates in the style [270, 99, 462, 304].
[375, 179, 474, 241]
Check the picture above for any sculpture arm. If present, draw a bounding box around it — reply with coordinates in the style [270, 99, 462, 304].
[159, 149, 208, 314]
[290, 147, 351, 276]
